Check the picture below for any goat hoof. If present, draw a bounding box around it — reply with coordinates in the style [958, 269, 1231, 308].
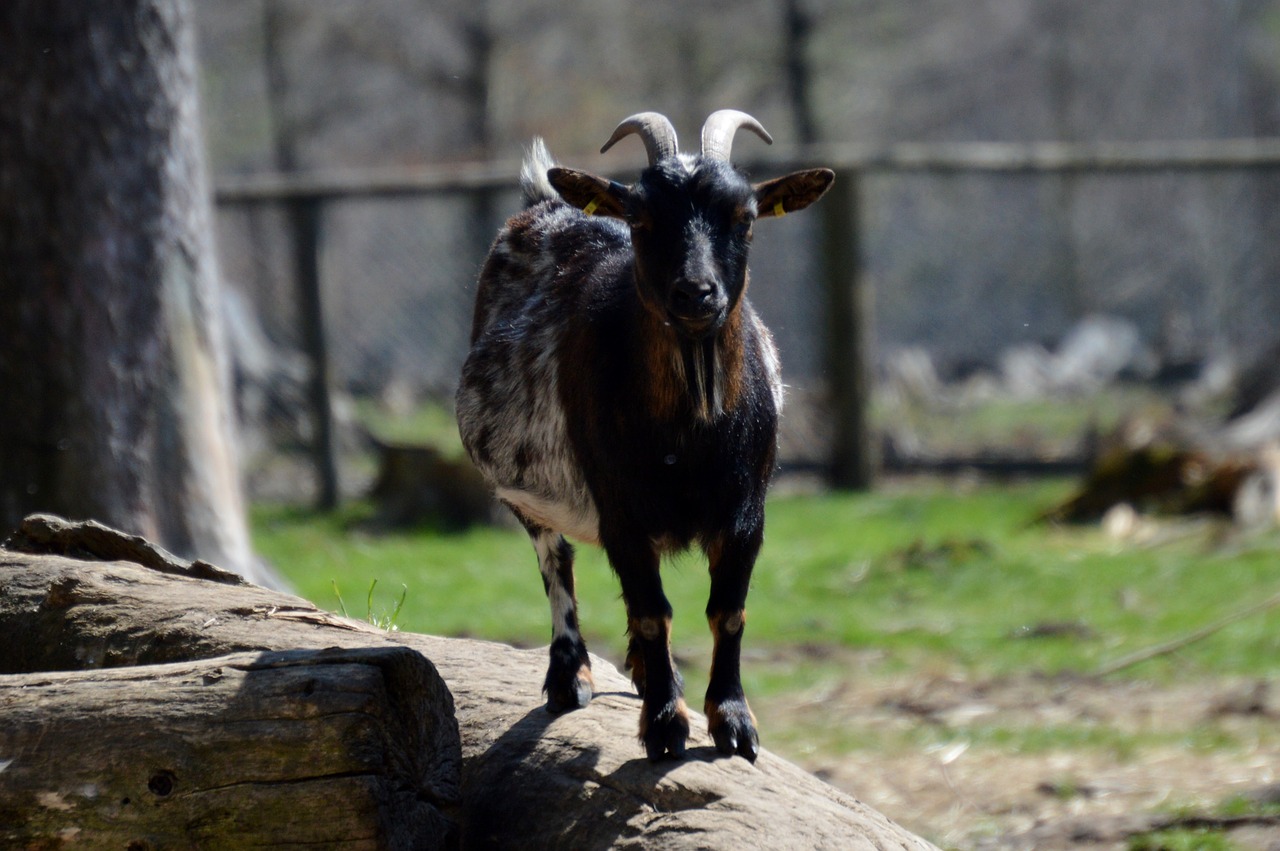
[711, 724, 759, 762]
[644, 721, 688, 762]
[641, 699, 690, 761]
[707, 698, 760, 762]
[545, 668, 593, 714]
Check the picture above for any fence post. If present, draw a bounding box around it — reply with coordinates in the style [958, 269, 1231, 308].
[820, 170, 876, 490]
[288, 196, 340, 510]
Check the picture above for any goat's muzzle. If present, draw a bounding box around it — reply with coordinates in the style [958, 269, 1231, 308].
[667, 278, 728, 339]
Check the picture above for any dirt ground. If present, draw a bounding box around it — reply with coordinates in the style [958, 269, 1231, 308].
[764, 672, 1280, 850]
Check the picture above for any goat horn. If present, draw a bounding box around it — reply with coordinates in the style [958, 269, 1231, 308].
[700, 109, 773, 161]
[600, 112, 679, 165]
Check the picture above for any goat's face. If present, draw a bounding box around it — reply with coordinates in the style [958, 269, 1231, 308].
[547, 111, 835, 341]
[624, 159, 755, 339]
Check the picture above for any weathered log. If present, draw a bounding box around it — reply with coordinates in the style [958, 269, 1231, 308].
[0, 647, 459, 849]
[0, 515, 938, 850]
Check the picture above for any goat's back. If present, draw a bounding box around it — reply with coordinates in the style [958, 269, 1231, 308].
[467, 201, 631, 346]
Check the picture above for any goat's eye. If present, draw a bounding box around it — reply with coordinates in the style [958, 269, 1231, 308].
[627, 211, 652, 232]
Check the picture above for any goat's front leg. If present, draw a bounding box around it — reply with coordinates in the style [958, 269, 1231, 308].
[610, 539, 688, 761]
[704, 525, 763, 761]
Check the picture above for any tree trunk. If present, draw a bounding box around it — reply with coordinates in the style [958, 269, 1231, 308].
[0, 1, 263, 583]
[0, 514, 938, 851]
[1, 647, 459, 849]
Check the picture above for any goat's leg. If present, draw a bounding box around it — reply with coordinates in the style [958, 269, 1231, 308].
[611, 542, 688, 761]
[704, 526, 762, 761]
[522, 520, 593, 713]
[623, 631, 646, 697]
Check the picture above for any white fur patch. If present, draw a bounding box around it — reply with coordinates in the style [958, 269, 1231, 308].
[531, 530, 584, 642]
[499, 487, 600, 545]
[749, 307, 785, 413]
[762, 334, 784, 413]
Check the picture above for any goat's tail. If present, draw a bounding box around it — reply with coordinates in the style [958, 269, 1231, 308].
[520, 138, 559, 208]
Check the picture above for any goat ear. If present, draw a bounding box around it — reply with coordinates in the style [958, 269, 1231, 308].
[754, 168, 835, 218]
[547, 167, 630, 218]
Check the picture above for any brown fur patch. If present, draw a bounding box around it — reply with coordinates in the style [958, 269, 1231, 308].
[632, 615, 665, 641]
[706, 609, 747, 687]
[626, 614, 674, 696]
[638, 311, 685, 421]
[716, 306, 746, 414]
[723, 610, 744, 635]
[637, 304, 748, 422]
[625, 642, 646, 694]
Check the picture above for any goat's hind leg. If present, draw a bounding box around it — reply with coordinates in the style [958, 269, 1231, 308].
[520, 518, 593, 713]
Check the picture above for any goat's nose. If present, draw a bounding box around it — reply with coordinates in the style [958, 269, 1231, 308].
[670, 279, 717, 315]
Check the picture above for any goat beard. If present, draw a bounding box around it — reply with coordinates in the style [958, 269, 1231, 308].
[679, 337, 720, 421]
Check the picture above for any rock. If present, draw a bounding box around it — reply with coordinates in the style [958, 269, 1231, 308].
[1052, 314, 1151, 390]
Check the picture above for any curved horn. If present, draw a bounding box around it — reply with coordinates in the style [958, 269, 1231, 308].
[700, 109, 773, 161]
[599, 112, 679, 165]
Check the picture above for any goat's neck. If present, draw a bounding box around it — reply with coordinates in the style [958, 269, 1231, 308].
[640, 308, 744, 424]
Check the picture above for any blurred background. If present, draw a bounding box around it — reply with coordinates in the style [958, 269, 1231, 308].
[198, 0, 1280, 507]
[189, 5, 1280, 844]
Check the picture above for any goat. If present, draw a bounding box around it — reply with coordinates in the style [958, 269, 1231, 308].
[456, 110, 833, 761]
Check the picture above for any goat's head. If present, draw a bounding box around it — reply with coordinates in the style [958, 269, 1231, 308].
[547, 110, 834, 340]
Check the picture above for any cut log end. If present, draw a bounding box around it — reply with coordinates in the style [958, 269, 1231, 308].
[0, 647, 460, 849]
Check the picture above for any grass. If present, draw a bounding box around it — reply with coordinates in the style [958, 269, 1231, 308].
[252, 477, 1280, 687]
[332, 577, 408, 631]
[1119, 791, 1280, 851]
[1128, 829, 1242, 851]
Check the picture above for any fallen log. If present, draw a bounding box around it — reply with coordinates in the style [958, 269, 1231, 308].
[1041, 441, 1258, 523]
[0, 647, 458, 848]
[0, 515, 937, 850]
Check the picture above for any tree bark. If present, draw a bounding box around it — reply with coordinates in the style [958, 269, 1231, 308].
[1, 647, 459, 849]
[0, 1, 263, 583]
[0, 515, 938, 850]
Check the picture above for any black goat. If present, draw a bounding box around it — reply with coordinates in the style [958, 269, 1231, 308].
[456, 110, 833, 761]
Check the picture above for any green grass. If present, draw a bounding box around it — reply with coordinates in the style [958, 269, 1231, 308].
[1119, 791, 1280, 851]
[252, 477, 1280, 686]
[1128, 829, 1243, 851]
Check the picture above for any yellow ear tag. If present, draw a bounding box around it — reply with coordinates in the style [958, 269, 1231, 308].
[772, 200, 786, 218]
[582, 197, 601, 216]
